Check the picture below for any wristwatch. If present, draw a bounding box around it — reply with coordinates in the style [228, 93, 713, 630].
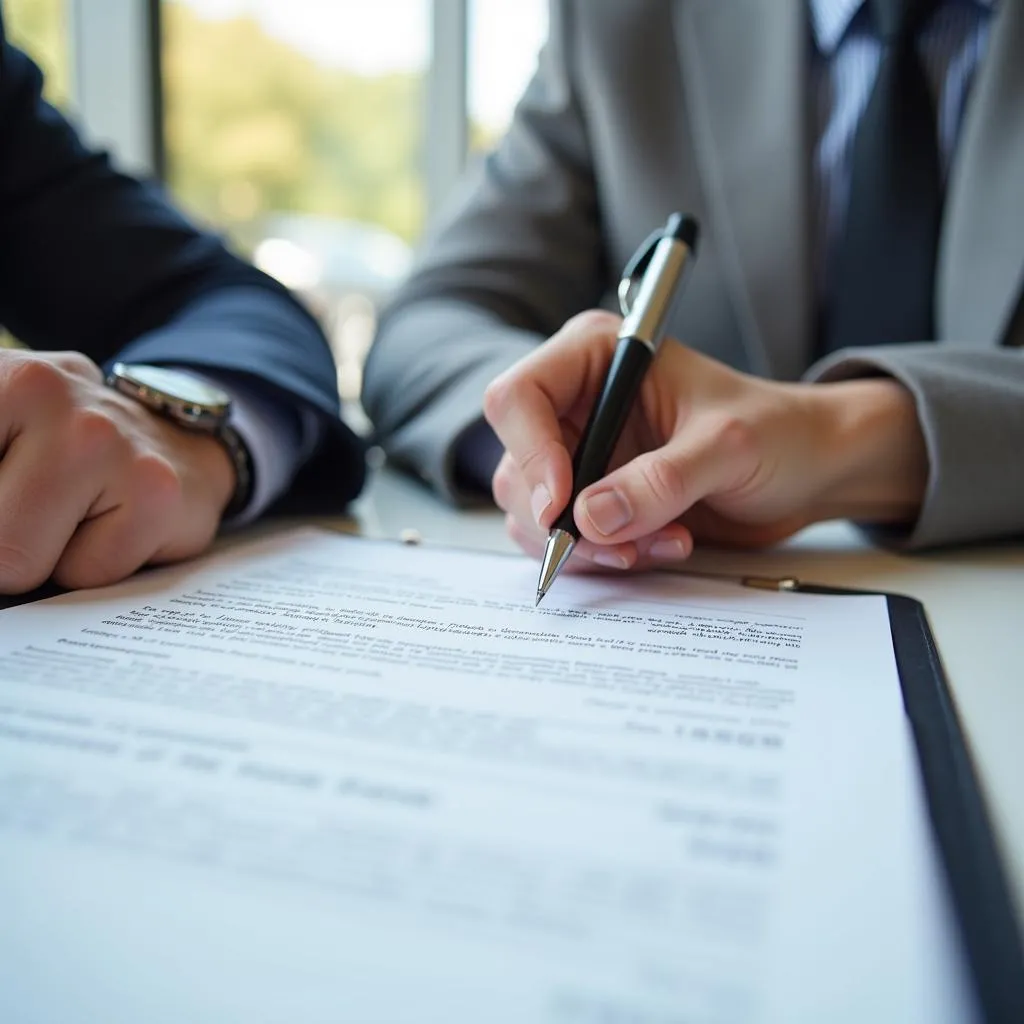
[105, 362, 254, 519]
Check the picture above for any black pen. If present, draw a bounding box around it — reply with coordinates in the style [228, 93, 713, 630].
[535, 212, 700, 605]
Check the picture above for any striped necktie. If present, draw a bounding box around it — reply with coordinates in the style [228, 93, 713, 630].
[827, 0, 943, 353]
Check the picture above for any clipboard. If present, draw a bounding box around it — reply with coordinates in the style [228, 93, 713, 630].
[718, 572, 1024, 1024]
[3, 553, 1023, 1019]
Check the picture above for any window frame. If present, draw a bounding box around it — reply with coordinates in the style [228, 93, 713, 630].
[69, 0, 162, 177]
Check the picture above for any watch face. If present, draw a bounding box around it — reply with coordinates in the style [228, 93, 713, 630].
[119, 365, 230, 410]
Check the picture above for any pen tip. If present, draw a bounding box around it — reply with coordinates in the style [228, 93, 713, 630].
[535, 529, 575, 607]
[535, 590, 544, 608]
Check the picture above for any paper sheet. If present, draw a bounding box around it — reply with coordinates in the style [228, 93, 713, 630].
[0, 529, 975, 1023]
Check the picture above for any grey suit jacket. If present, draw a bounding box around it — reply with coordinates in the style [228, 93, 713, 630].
[363, 0, 1024, 548]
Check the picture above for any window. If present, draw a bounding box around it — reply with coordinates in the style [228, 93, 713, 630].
[468, 0, 547, 152]
[12, 2, 554, 394]
[3, 0, 71, 108]
[161, 0, 428, 398]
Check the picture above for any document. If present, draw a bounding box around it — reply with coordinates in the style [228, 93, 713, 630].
[0, 529, 974, 1023]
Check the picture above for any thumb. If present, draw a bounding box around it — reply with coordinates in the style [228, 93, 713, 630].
[573, 418, 756, 544]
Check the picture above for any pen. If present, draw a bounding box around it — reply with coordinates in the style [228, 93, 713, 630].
[536, 212, 700, 605]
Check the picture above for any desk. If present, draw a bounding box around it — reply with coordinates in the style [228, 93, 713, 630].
[344, 466, 1024, 922]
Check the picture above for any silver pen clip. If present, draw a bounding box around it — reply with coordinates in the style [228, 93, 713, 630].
[616, 228, 664, 316]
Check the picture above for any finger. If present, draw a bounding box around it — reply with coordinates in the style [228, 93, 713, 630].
[0, 351, 102, 426]
[489, 417, 584, 529]
[496, 416, 700, 571]
[494, 450, 638, 569]
[484, 311, 622, 528]
[492, 453, 526, 516]
[574, 418, 757, 545]
[53, 508, 160, 591]
[499, 452, 697, 570]
[54, 506, 163, 592]
[45, 350, 104, 385]
[635, 523, 695, 564]
[505, 512, 641, 572]
[0, 431, 101, 592]
[0, 354, 72, 452]
[506, 515, 633, 572]
[488, 310, 624, 422]
[53, 453, 189, 590]
[507, 515, 697, 576]
[492, 451, 563, 534]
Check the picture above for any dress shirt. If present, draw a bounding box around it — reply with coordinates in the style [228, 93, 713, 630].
[188, 370, 322, 526]
[455, 0, 997, 495]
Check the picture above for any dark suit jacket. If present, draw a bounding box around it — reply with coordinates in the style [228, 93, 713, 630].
[0, 12, 365, 515]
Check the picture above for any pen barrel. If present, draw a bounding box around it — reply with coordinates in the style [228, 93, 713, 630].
[552, 336, 653, 537]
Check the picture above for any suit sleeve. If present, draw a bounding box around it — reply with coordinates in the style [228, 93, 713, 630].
[0, 34, 365, 514]
[361, 0, 606, 502]
[806, 344, 1024, 547]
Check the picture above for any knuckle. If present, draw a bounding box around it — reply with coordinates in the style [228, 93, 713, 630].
[6, 357, 73, 408]
[482, 373, 518, 425]
[0, 540, 47, 592]
[518, 436, 561, 479]
[567, 309, 619, 337]
[52, 351, 101, 381]
[52, 551, 111, 592]
[638, 452, 684, 507]
[712, 415, 756, 459]
[132, 452, 184, 508]
[491, 458, 514, 510]
[504, 511, 524, 545]
[54, 534, 149, 590]
[68, 407, 126, 461]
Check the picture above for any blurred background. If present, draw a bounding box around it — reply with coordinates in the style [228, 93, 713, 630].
[4, 0, 548, 403]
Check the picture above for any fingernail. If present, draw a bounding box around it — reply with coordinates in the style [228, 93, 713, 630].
[581, 489, 632, 536]
[592, 550, 629, 569]
[648, 538, 689, 561]
[530, 483, 552, 525]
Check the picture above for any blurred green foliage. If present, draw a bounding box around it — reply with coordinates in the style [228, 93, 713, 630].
[162, 2, 426, 250]
[4, 0, 70, 106]
[3, 0, 61, 347]
[4, 0, 427, 251]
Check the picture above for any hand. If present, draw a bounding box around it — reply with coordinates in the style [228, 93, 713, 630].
[0, 350, 236, 593]
[483, 310, 928, 571]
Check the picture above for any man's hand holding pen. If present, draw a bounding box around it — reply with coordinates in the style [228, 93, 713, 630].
[484, 309, 930, 574]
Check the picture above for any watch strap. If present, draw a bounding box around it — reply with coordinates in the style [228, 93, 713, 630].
[216, 423, 255, 520]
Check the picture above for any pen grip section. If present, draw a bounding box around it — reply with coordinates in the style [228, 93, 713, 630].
[553, 336, 653, 536]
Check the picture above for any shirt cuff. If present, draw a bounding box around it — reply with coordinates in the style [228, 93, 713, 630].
[452, 417, 505, 494]
[187, 370, 322, 526]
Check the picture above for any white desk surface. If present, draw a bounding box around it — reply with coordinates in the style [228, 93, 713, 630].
[323, 465, 1024, 922]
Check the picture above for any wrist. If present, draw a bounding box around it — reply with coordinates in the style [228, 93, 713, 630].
[214, 424, 254, 519]
[176, 427, 239, 518]
[810, 378, 929, 524]
[107, 362, 250, 521]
